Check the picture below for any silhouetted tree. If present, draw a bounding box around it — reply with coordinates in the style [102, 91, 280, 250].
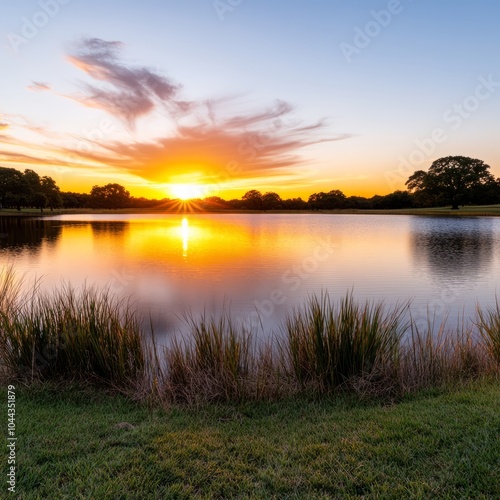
[61, 191, 92, 208]
[90, 183, 131, 209]
[308, 190, 346, 210]
[201, 196, 229, 210]
[61, 192, 80, 208]
[0, 167, 28, 210]
[128, 196, 162, 209]
[371, 190, 414, 209]
[406, 156, 495, 209]
[262, 191, 282, 210]
[282, 197, 308, 210]
[23, 169, 42, 207]
[32, 193, 48, 212]
[40, 176, 62, 210]
[345, 196, 371, 209]
[469, 177, 500, 205]
[242, 190, 263, 210]
[227, 198, 245, 210]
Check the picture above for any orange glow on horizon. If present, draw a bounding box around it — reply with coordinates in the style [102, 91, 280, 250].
[49, 172, 401, 201]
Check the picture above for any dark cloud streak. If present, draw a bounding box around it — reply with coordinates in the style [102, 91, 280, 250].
[66, 38, 190, 127]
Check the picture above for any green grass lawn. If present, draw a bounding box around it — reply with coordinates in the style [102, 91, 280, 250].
[5, 382, 499, 499]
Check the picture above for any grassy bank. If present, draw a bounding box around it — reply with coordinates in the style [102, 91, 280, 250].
[4, 382, 499, 498]
[1, 269, 499, 497]
[341, 204, 500, 216]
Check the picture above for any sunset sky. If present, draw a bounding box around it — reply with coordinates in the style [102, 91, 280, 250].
[1, 0, 499, 200]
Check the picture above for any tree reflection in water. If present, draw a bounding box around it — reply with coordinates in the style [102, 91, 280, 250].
[410, 216, 494, 284]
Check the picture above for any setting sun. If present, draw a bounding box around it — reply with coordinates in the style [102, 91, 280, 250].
[170, 183, 204, 200]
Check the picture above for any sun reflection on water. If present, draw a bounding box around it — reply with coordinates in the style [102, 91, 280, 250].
[181, 217, 189, 257]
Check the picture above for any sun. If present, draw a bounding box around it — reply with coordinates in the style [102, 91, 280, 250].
[170, 183, 204, 200]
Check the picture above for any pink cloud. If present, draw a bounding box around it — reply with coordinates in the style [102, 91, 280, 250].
[59, 98, 349, 184]
[27, 82, 51, 92]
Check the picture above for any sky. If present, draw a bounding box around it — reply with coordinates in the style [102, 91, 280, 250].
[1, 0, 499, 200]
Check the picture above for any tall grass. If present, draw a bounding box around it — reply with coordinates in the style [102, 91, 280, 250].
[0, 267, 146, 389]
[164, 311, 255, 403]
[400, 314, 491, 393]
[0, 266, 27, 316]
[164, 310, 288, 403]
[0, 266, 498, 403]
[282, 292, 409, 393]
[476, 299, 500, 365]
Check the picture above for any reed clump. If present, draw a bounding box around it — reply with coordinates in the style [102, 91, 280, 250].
[282, 292, 408, 393]
[0, 267, 146, 389]
[163, 311, 255, 403]
[399, 316, 493, 393]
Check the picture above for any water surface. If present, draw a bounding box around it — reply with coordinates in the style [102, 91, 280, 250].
[1, 214, 499, 339]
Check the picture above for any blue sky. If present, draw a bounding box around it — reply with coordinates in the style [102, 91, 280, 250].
[1, 0, 499, 199]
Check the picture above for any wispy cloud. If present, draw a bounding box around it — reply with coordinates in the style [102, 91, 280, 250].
[0, 149, 65, 166]
[27, 82, 51, 92]
[58, 96, 349, 185]
[65, 38, 191, 127]
[0, 113, 63, 140]
[0, 115, 9, 131]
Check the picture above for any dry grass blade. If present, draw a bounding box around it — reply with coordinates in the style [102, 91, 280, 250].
[476, 299, 500, 365]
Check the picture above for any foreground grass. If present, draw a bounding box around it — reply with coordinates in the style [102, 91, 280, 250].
[4, 381, 499, 498]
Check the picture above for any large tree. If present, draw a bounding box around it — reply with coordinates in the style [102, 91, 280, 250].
[262, 191, 282, 210]
[90, 183, 131, 209]
[21, 169, 62, 211]
[40, 176, 63, 210]
[241, 190, 263, 210]
[0, 167, 29, 210]
[406, 156, 496, 209]
[308, 190, 346, 210]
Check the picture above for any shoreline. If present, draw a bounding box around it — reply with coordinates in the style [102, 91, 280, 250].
[2, 205, 500, 218]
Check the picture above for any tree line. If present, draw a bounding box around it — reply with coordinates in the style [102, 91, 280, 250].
[1, 156, 499, 212]
[0, 168, 62, 211]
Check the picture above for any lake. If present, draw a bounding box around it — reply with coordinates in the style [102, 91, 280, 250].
[1, 213, 499, 341]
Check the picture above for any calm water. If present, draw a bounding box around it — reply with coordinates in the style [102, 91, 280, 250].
[1, 214, 499, 339]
